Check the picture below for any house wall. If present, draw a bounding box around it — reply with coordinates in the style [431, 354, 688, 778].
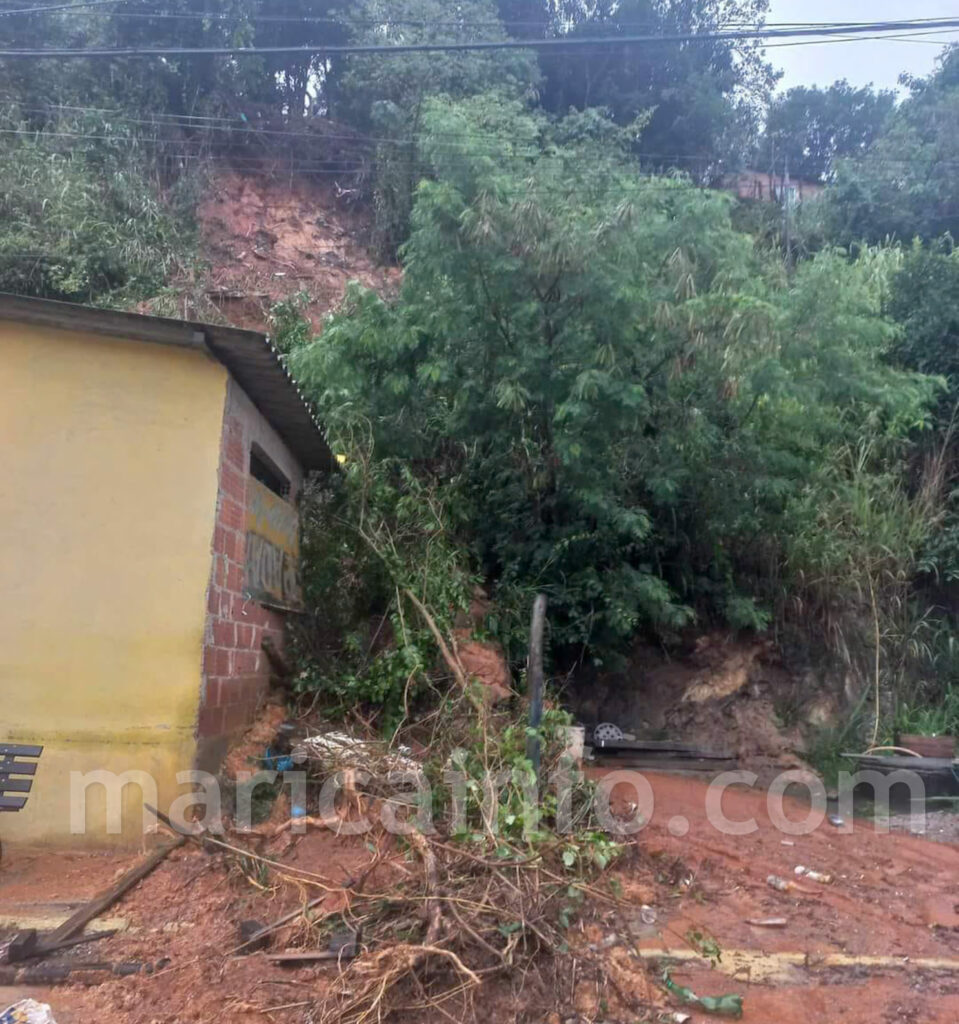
[196, 378, 304, 771]
[726, 170, 824, 203]
[0, 322, 227, 845]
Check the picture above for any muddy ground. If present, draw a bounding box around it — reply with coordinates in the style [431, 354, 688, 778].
[194, 171, 399, 333]
[1, 769, 956, 1024]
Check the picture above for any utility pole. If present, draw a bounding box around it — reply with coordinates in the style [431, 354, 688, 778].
[781, 154, 792, 268]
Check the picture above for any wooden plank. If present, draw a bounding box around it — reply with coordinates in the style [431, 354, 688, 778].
[597, 747, 733, 761]
[0, 795, 28, 810]
[593, 738, 701, 752]
[0, 759, 38, 776]
[593, 757, 737, 772]
[0, 744, 42, 758]
[0, 777, 33, 793]
[266, 948, 355, 964]
[41, 837, 187, 949]
[843, 754, 956, 770]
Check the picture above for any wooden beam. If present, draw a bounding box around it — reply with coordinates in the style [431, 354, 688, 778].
[41, 837, 187, 949]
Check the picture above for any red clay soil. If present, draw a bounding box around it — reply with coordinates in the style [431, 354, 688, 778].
[195, 171, 400, 333]
[0, 828, 394, 1024]
[601, 769, 959, 1024]
[1, 772, 957, 1023]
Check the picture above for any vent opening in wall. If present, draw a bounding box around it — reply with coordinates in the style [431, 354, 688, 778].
[250, 443, 290, 499]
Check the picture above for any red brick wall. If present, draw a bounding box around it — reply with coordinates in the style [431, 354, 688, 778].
[197, 380, 303, 754]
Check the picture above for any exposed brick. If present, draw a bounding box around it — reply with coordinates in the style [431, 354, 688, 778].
[224, 437, 245, 470]
[203, 676, 222, 708]
[226, 562, 244, 592]
[234, 650, 258, 674]
[213, 620, 236, 648]
[197, 705, 225, 738]
[220, 498, 245, 532]
[203, 646, 231, 677]
[218, 676, 240, 702]
[238, 601, 270, 627]
[201, 389, 305, 752]
[221, 529, 239, 562]
[220, 465, 247, 504]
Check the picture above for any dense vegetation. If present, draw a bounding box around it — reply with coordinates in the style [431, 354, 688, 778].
[3, 2, 959, 742]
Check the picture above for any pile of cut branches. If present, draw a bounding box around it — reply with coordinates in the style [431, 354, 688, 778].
[315, 828, 629, 1024]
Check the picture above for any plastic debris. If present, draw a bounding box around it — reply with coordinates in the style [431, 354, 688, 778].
[663, 969, 743, 1019]
[1, 1000, 57, 1024]
[828, 814, 845, 827]
[767, 873, 820, 896]
[794, 865, 833, 884]
[295, 731, 421, 777]
[766, 874, 795, 892]
[263, 747, 295, 772]
[745, 917, 788, 927]
[640, 904, 658, 925]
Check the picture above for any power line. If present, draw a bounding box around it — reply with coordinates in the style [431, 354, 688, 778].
[11, 108, 959, 172]
[763, 28, 959, 49]
[9, 126, 959, 182]
[9, 99, 959, 163]
[2, 18, 959, 57]
[0, 2, 949, 31]
[0, 0, 121, 14]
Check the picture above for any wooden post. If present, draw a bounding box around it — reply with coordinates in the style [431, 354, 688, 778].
[525, 594, 547, 776]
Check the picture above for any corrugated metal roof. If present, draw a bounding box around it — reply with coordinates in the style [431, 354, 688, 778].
[0, 292, 333, 473]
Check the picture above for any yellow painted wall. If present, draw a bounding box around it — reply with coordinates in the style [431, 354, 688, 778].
[0, 322, 227, 846]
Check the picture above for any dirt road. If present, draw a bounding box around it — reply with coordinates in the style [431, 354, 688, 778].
[1, 771, 957, 1022]
[602, 769, 959, 1023]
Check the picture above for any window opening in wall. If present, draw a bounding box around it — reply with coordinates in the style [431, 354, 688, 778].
[249, 443, 290, 499]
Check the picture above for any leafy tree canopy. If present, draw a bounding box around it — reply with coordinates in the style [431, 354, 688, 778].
[764, 80, 896, 183]
[819, 48, 959, 245]
[537, 0, 776, 180]
[290, 96, 936, 662]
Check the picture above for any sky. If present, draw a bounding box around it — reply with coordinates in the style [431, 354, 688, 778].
[764, 0, 959, 92]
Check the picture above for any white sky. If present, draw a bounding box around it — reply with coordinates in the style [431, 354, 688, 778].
[764, 0, 959, 92]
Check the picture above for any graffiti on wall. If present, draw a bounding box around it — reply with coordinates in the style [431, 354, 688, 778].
[245, 478, 303, 610]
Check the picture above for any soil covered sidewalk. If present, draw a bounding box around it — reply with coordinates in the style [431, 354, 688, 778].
[1, 771, 957, 1023]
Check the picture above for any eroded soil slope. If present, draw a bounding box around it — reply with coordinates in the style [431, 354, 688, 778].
[196, 172, 400, 332]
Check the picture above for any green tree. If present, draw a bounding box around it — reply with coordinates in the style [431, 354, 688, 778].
[764, 80, 896, 183]
[821, 47, 959, 244]
[291, 96, 935, 663]
[333, 0, 539, 256]
[538, 0, 776, 179]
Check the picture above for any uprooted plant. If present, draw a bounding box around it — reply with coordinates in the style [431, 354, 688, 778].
[270, 424, 643, 1019]
[303, 697, 633, 1024]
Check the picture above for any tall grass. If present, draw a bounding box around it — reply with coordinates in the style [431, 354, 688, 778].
[0, 109, 198, 306]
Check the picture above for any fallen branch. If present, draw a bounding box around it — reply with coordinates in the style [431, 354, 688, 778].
[403, 589, 484, 713]
[42, 836, 186, 950]
[408, 830, 442, 945]
[231, 895, 327, 955]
